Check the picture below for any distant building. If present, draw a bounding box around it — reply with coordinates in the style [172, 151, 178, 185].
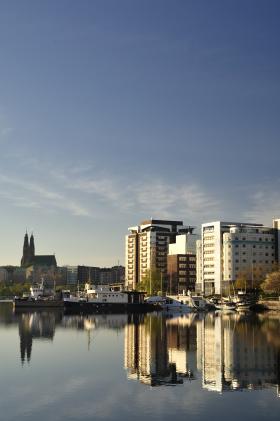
[77, 266, 101, 284]
[125, 219, 192, 290]
[66, 265, 126, 286]
[100, 266, 125, 285]
[20, 232, 57, 284]
[0, 268, 8, 283]
[66, 266, 78, 285]
[0, 266, 26, 283]
[20, 232, 57, 268]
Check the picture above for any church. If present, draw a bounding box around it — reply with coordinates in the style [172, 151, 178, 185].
[20, 232, 57, 268]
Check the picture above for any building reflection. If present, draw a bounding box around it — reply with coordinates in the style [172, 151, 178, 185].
[18, 312, 130, 363]
[124, 312, 280, 396]
[124, 314, 198, 386]
[18, 311, 59, 364]
[199, 313, 280, 395]
[14, 305, 280, 396]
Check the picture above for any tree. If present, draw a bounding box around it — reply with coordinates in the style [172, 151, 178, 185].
[261, 271, 280, 295]
[235, 266, 264, 291]
[235, 270, 249, 290]
[137, 269, 162, 295]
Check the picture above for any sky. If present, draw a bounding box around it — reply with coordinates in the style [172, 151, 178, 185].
[0, 0, 280, 266]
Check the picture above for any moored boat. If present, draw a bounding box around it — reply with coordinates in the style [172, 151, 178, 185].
[63, 284, 156, 314]
[14, 279, 69, 309]
[215, 301, 236, 311]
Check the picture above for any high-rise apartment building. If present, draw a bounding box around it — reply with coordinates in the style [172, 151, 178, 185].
[125, 219, 185, 290]
[196, 220, 280, 295]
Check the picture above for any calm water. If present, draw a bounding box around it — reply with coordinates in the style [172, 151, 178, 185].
[0, 303, 279, 421]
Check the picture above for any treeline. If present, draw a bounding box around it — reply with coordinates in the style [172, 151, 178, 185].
[0, 282, 31, 298]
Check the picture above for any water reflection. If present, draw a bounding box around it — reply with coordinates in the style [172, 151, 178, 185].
[18, 312, 60, 364]
[200, 313, 280, 394]
[0, 304, 279, 397]
[124, 312, 280, 396]
[124, 314, 197, 386]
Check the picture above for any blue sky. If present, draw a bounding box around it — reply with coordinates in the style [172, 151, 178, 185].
[0, 0, 280, 266]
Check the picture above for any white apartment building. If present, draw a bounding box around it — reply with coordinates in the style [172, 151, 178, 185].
[223, 225, 276, 287]
[125, 219, 185, 290]
[196, 220, 279, 296]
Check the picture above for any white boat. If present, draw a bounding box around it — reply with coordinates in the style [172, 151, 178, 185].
[162, 296, 193, 313]
[165, 291, 208, 312]
[215, 301, 236, 311]
[64, 283, 153, 313]
[235, 301, 252, 311]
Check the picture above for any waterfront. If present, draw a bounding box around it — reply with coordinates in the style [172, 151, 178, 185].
[0, 303, 279, 420]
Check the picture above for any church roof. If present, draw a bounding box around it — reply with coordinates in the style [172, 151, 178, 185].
[32, 255, 57, 267]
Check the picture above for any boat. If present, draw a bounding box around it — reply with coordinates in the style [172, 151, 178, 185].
[215, 300, 236, 311]
[146, 291, 208, 313]
[14, 279, 69, 309]
[235, 302, 252, 311]
[63, 283, 156, 314]
[161, 296, 193, 313]
[232, 291, 257, 311]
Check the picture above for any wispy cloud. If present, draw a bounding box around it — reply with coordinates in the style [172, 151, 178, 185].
[1, 158, 279, 226]
[0, 174, 91, 217]
[0, 160, 221, 223]
[243, 184, 280, 225]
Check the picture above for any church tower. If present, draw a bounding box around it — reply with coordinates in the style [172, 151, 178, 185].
[29, 233, 35, 261]
[21, 232, 30, 267]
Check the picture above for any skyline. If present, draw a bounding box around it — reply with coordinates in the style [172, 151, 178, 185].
[1, 0, 280, 266]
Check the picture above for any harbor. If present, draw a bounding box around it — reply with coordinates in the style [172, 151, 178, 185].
[0, 301, 279, 421]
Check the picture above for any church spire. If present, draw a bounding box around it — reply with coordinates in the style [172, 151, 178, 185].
[21, 232, 29, 267]
[29, 233, 35, 260]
